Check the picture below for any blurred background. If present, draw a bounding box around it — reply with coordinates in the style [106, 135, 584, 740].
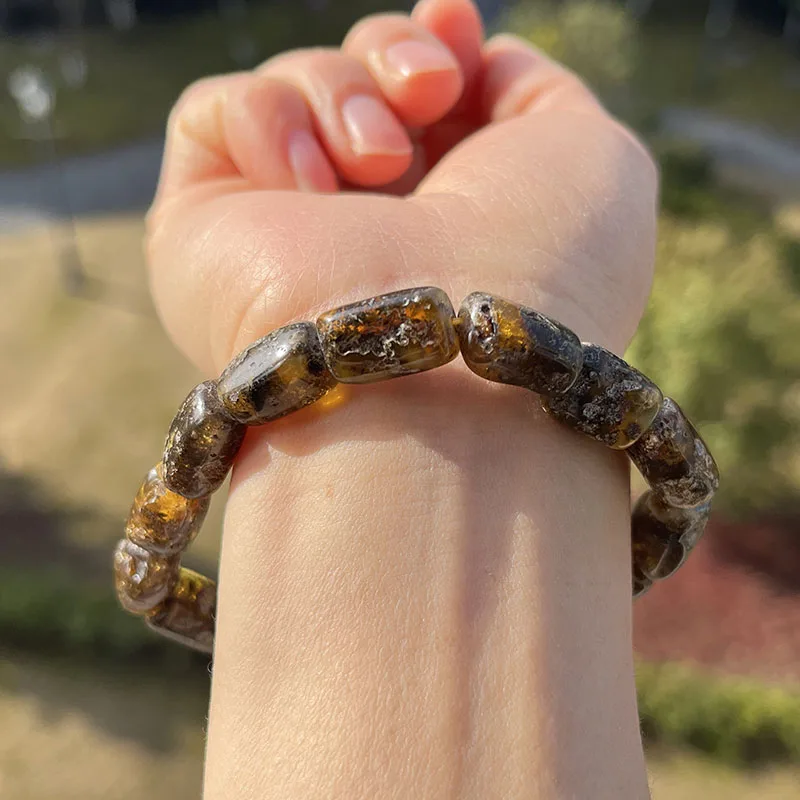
[1, 0, 799, 797]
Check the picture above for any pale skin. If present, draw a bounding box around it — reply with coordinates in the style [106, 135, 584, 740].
[146, 0, 657, 797]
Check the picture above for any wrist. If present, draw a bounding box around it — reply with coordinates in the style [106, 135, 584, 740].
[205, 365, 648, 799]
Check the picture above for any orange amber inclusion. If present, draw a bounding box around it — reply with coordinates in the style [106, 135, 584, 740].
[126, 463, 209, 555]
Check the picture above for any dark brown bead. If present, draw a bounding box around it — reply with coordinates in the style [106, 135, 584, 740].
[628, 397, 719, 508]
[631, 490, 711, 582]
[631, 517, 685, 582]
[125, 463, 209, 555]
[217, 322, 338, 424]
[113, 539, 179, 616]
[162, 381, 246, 499]
[145, 568, 216, 654]
[542, 344, 662, 449]
[457, 292, 583, 395]
[316, 286, 459, 383]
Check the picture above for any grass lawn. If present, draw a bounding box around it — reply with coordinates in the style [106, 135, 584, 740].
[648, 750, 800, 799]
[0, 213, 225, 567]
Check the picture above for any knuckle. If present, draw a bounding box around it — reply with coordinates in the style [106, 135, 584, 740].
[484, 32, 535, 54]
[168, 76, 223, 132]
[343, 12, 409, 49]
[261, 47, 345, 77]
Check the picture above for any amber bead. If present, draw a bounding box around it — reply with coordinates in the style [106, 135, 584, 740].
[457, 292, 583, 394]
[543, 344, 662, 449]
[113, 539, 179, 616]
[217, 322, 338, 424]
[162, 381, 247, 499]
[631, 490, 711, 581]
[628, 397, 719, 508]
[125, 463, 210, 556]
[316, 286, 459, 383]
[631, 517, 685, 582]
[145, 568, 216, 654]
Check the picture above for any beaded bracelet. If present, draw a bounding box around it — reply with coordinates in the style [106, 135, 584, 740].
[114, 287, 718, 654]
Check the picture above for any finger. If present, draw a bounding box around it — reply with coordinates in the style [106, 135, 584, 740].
[479, 34, 604, 121]
[154, 73, 247, 204]
[411, 0, 484, 119]
[342, 13, 462, 127]
[360, 141, 431, 196]
[225, 75, 338, 193]
[260, 48, 413, 187]
[155, 73, 338, 205]
[414, 35, 658, 352]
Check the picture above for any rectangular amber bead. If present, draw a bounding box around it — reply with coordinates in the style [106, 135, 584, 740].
[631, 490, 710, 583]
[113, 539, 179, 616]
[628, 397, 719, 508]
[316, 286, 459, 383]
[543, 344, 662, 449]
[126, 463, 209, 555]
[216, 322, 337, 424]
[457, 292, 583, 394]
[145, 568, 216, 654]
[163, 381, 247, 499]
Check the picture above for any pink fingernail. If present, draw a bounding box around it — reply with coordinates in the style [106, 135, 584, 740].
[288, 129, 337, 193]
[384, 39, 458, 79]
[341, 94, 412, 157]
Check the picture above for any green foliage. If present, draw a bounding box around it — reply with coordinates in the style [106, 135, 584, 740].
[0, 567, 205, 671]
[657, 145, 716, 217]
[626, 149, 800, 518]
[0, 0, 400, 167]
[638, 662, 800, 765]
[504, 0, 638, 90]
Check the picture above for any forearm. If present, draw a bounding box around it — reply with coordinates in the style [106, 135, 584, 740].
[203, 367, 650, 799]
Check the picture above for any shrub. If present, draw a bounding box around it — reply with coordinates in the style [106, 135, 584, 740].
[626, 155, 800, 518]
[638, 661, 800, 765]
[504, 0, 638, 91]
[0, 566, 205, 671]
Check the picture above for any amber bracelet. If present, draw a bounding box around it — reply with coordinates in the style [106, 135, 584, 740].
[113, 287, 718, 654]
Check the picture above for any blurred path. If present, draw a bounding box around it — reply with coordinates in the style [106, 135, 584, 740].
[0, 108, 799, 234]
[0, 138, 162, 233]
[660, 107, 800, 202]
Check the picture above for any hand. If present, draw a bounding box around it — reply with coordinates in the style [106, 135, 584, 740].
[147, 0, 655, 373]
[146, 1, 656, 798]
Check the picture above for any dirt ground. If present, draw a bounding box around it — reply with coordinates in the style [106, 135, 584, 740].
[1, 650, 799, 800]
[0, 215, 225, 570]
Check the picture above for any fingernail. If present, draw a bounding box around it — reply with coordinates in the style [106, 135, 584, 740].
[341, 94, 412, 157]
[288, 129, 337, 192]
[384, 39, 458, 79]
